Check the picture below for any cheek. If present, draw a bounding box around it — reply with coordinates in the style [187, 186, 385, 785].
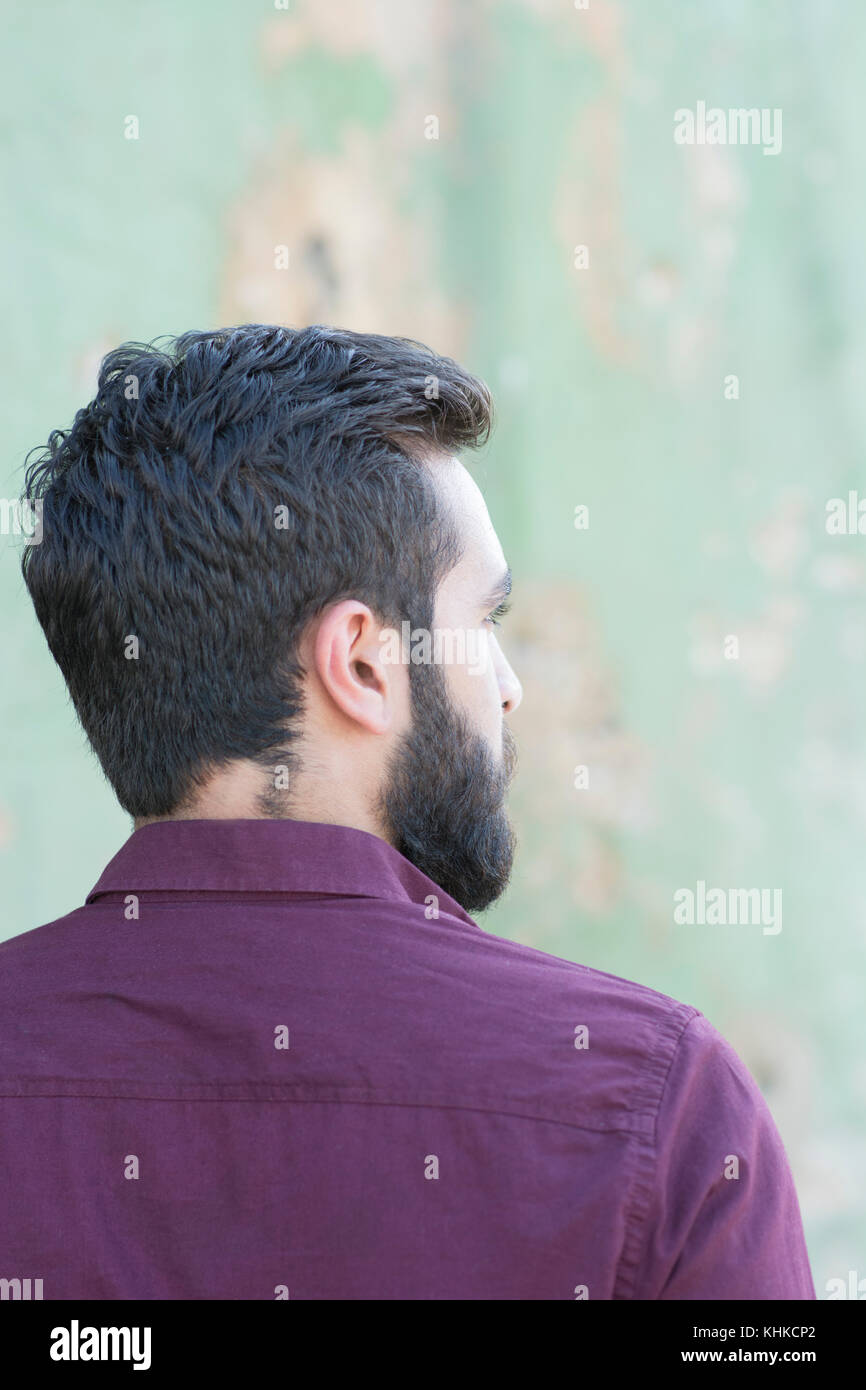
[445, 649, 502, 740]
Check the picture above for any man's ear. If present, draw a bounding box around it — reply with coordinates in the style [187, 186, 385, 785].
[310, 599, 401, 735]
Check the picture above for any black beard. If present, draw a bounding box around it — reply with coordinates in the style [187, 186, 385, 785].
[377, 660, 517, 914]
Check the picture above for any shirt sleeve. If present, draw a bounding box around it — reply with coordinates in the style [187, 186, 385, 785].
[633, 1011, 816, 1300]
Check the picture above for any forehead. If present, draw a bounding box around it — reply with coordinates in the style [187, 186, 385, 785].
[430, 454, 506, 594]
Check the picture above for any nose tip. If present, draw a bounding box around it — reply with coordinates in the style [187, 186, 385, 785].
[491, 634, 522, 715]
[501, 673, 523, 716]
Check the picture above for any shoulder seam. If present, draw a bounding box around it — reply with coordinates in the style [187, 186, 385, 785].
[612, 1004, 701, 1300]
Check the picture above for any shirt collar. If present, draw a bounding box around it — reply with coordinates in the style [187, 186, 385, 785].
[86, 817, 479, 928]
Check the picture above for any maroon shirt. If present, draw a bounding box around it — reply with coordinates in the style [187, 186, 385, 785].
[0, 818, 815, 1300]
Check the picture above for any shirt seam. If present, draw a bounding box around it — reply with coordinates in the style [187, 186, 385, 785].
[611, 1003, 700, 1300]
[0, 1078, 661, 1138]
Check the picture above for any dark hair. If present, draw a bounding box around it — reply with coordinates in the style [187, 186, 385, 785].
[20, 323, 492, 817]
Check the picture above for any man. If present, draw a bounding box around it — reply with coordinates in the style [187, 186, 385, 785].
[4, 324, 814, 1299]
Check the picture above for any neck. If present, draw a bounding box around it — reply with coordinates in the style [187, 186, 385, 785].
[133, 757, 390, 844]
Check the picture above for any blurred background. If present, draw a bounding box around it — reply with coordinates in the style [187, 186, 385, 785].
[2, 0, 864, 1295]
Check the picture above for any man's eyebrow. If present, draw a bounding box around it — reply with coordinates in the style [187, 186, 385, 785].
[480, 566, 512, 610]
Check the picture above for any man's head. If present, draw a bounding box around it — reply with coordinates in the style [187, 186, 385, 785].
[21, 324, 522, 911]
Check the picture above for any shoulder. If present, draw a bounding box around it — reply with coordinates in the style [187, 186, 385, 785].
[409, 914, 705, 1131]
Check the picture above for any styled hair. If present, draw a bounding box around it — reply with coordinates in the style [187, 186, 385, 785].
[21, 323, 492, 817]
